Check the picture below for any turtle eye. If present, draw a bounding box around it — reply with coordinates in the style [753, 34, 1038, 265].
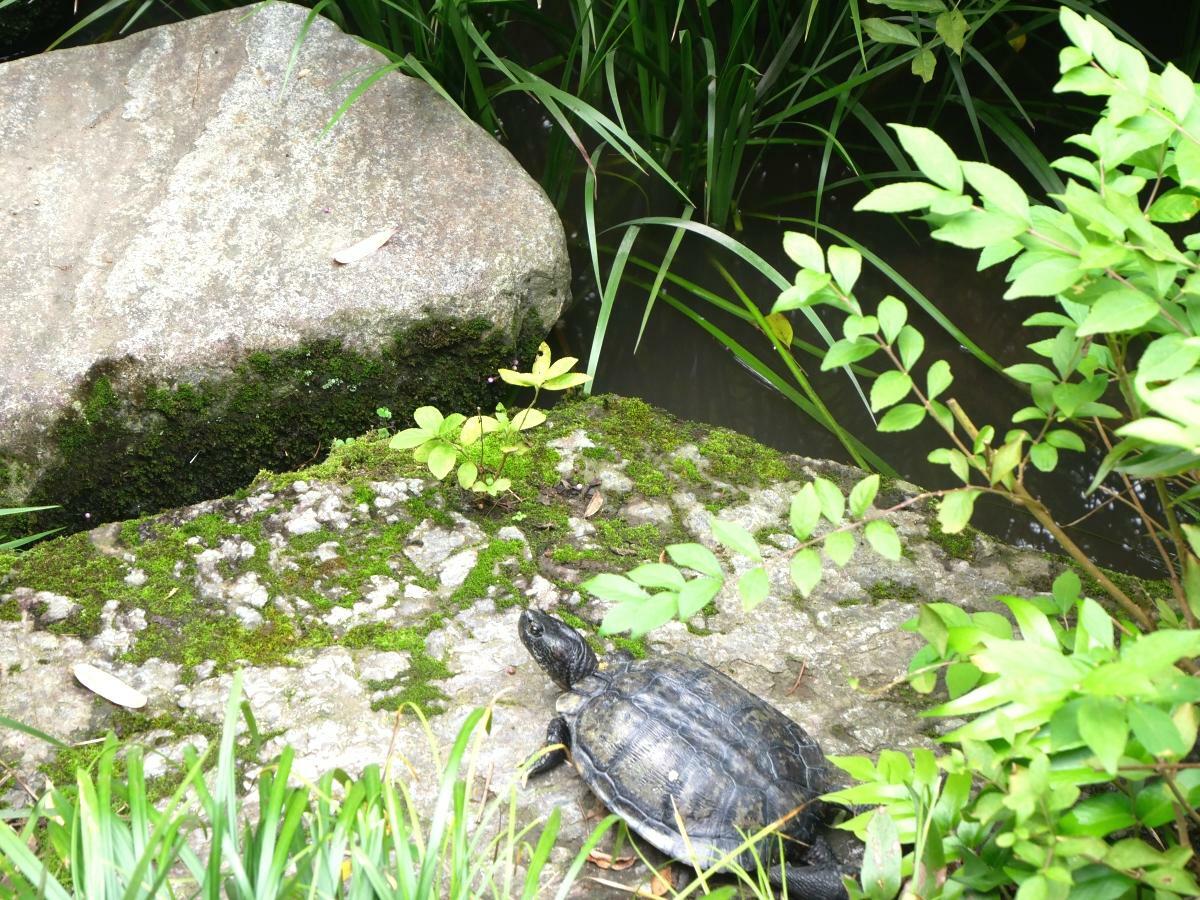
[528, 621, 543, 637]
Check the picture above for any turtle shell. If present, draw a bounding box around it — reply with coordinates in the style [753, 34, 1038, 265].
[557, 653, 828, 866]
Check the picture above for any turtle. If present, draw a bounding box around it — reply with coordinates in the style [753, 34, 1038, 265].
[519, 609, 850, 899]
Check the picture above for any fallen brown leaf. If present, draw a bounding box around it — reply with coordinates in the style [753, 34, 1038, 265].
[587, 849, 636, 871]
[332, 226, 398, 265]
[584, 491, 605, 518]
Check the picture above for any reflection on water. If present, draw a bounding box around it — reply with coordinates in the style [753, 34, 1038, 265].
[558, 210, 1165, 579]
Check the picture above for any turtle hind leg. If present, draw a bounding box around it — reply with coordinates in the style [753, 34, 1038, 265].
[526, 716, 570, 778]
[769, 863, 849, 900]
[770, 835, 850, 900]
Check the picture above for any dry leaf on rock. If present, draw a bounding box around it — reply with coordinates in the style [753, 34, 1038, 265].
[584, 491, 605, 518]
[71, 663, 147, 708]
[587, 849, 636, 871]
[332, 227, 398, 265]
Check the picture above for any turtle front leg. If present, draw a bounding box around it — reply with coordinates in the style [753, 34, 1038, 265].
[527, 716, 570, 777]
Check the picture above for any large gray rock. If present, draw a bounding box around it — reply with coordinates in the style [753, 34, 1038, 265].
[0, 396, 1083, 894]
[0, 3, 568, 531]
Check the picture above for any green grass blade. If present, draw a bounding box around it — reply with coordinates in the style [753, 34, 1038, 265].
[414, 707, 489, 899]
[0, 715, 68, 749]
[585, 224, 640, 390]
[0, 817, 72, 899]
[634, 206, 693, 353]
[520, 807, 560, 900]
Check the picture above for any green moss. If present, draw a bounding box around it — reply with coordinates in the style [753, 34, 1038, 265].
[927, 518, 977, 562]
[611, 635, 648, 659]
[670, 456, 703, 482]
[366, 650, 452, 715]
[450, 538, 529, 609]
[0, 595, 17, 621]
[698, 428, 793, 485]
[866, 579, 927, 603]
[6, 315, 543, 544]
[341, 624, 427, 654]
[626, 460, 671, 497]
[582, 446, 616, 462]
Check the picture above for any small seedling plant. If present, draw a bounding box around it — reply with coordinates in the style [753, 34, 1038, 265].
[580, 9, 1200, 898]
[389, 342, 589, 498]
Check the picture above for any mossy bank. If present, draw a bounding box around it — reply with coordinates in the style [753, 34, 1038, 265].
[0, 395, 1172, 807]
[0, 317, 542, 544]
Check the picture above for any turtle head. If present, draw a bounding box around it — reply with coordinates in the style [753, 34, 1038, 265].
[519, 610, 598, 690]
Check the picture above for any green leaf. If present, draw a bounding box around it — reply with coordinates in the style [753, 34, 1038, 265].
[774, 269, 834, 312]
[1060, 793, 1136, 836]
[935, 9, 967, 54]
[853, 182, 942, 213]
[1029, 442, 1059, 472]
[962, 161, 1030, 220]
[666, 543, 724, 578]
[412, 406, 444, 432]
[1046, 429, 1086, 451]
[813, 478, 846, 524]
[783, 232, 825, 271]
[1147, 189, 1200, 223]
[827, 245, 862, 294]
[861, 809, 902, 900]
[1159, 63, 1195, 119]
[789, 484, 822, 541]
[1003, 595, 1059, 647]
[877, 403, 926, 432]
[1003, 254, 1080, 299]
[849, 475, 881, 519]
[1128, 703, 1189, 757]
[510, 408, 547, 430]
[601, 593, 675, 637]
[891, 124, 962, 192]
[870, 371, 912, 412]
[938, 490, 980, 533]
[865, 520, 902, 560]
[738, 567, 770, 610]
[932, 209, 1027, 249]
[897, 325, 924, 368]
[582, 573, 652, 605]
[1078, 696, 1128, 774]
[790, 549, 822, 597]
[877, 296, 908, 344]
[824, 531, 856, 567]
[946, 662, 982, 698]
[627, 563, 686, 590]
[543, 372, 591, 391]
[390, 428, 431, 450]
[1177, 138, 1200, 189]
[459, 414, 498, 446]
[711, 517, 761, 561]
[911, 48, 936, 83]
[821, 338, 878, 370]
[427, 443, 458, 480]
[925, 360, 952, 399]
[677, 576, 721, 619]
[456, 460, 478, 489]
[1076, 288, 1160, 336]
[862, 18, 920, 47]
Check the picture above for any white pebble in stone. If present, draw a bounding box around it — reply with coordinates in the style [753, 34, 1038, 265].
[286, 508, 321, 535]
[292, 480, 310, 494]
[124, 568, 147, 587]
